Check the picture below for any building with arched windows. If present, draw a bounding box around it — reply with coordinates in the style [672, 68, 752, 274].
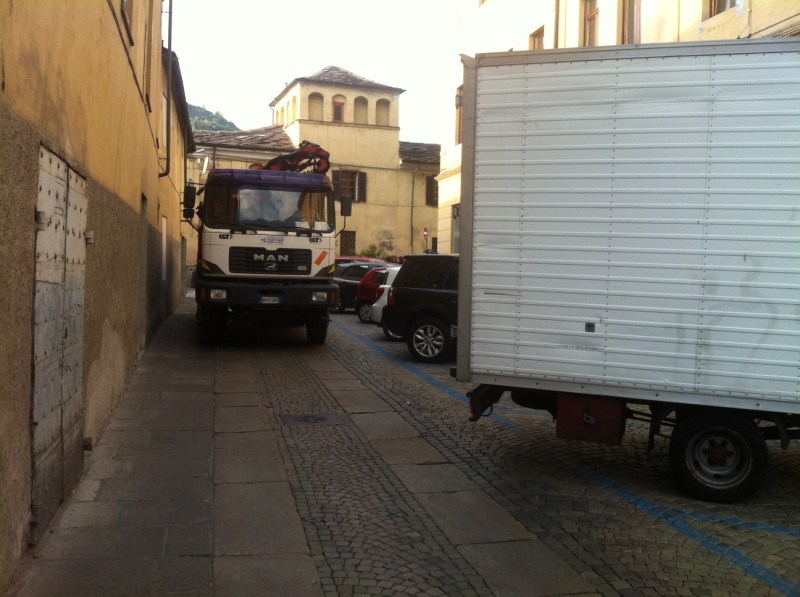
[187, 66, 440, 260]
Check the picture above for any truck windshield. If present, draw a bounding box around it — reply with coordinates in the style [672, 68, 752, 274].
[203, 184, 334, 233]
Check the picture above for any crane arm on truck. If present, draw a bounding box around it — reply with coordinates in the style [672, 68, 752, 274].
[257, 140, 331, 174]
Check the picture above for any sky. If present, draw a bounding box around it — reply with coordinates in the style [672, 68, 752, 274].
[169, 0, 460, 144]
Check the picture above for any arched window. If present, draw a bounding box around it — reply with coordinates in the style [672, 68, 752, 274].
[376, 99, 390, 126]
[354, 97, 368, 124]
[333, 94, 347, 122]
[308, 93, 324, 121]
[291, 96, 297, 122]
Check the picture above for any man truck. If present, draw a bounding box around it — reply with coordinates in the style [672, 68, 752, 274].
[456, 39, 800, 502]
[183, 142, 349, 344]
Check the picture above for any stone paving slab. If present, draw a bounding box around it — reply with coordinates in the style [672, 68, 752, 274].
[214, 482, 308, 556]
[416, 490, 532, 545]
[214, 430, 286, 483]
[350, 411, 420, 440]
[370, 437, 449, 464]
[214, 555, 324, 597]
[459, 540, 596, 597]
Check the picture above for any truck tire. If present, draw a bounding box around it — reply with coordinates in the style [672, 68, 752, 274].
[306, 310, 329, 345]
[198, 305, 226, 345]
[406, 316, 452, 363]
[356, 301, 372, 323]
[669, 411, 767, 503]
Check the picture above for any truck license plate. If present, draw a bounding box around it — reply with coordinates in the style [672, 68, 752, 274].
[260, 296, 280, 304]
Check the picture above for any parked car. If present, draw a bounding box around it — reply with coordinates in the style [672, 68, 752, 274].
[334, 256, 386, 265]
[354, 265, 401, 323]
[382, 254, 459, 363]
[329, 261, 388, 313]
[369, 266, 403, 339]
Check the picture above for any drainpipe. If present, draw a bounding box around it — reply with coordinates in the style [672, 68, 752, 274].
[553, 0, 560, 48]
[410, 167, 419, 254]
[159, 0, 173, 178]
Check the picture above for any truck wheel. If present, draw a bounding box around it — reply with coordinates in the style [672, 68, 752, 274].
[198, 306, 226, 344]
[356, 302, 372, 323]
[406, 316, 452, 363]
[669, 411, 767, 503]
[306, 311, 329, 345]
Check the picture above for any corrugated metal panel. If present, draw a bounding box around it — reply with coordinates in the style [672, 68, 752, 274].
[469, 46, 800, 409]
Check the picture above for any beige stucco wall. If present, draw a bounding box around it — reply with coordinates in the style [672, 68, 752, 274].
[440, 0, 800, 253]
[0, 1, 190, 591]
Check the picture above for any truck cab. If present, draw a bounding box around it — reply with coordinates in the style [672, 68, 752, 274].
[191, 168, 341, 344]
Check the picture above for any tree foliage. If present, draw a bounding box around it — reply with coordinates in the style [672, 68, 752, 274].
[188, 104, 239, 131]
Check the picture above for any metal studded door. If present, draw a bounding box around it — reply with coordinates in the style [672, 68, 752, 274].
[31, 147, 87, 543]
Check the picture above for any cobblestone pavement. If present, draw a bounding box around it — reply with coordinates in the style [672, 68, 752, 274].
[326, 312, 800, 597]
[13, 300, 800, 597]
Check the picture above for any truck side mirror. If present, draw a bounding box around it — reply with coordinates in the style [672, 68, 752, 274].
[340, 195, 352, 217]
[182, 185, 197, 220]
[183, 185, 197, 209]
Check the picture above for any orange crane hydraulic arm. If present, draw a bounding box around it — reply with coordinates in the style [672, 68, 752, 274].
[258, 140, 331, 174]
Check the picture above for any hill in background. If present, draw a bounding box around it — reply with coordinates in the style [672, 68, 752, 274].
[189, 104, 239, 131]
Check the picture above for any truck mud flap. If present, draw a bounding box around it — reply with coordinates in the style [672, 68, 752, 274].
[467, 384, 506, 422]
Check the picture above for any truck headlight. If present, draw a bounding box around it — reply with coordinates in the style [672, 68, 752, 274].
[209, 289, 227, 300]
[311, 291, 328, 302]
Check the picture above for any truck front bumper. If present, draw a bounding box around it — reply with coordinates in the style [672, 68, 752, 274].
[196, 277, 338, 311]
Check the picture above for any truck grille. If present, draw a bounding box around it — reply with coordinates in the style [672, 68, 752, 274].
[229, 247, 312, 275]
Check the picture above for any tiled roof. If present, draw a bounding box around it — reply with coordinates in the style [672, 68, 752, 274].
[399, 141, 441, 165]
[193, 128, 440, 166]
[192, 126, 295, 152]
[271, 66, 403, 106]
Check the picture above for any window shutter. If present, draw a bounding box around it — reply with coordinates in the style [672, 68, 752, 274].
[357, 172, 367, 203]
[332, 170, 341, 200]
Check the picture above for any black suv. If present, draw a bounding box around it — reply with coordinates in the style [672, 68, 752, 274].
[382, 254, 458, 363]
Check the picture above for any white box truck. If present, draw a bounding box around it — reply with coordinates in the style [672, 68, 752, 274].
[456, 39, 800, 502]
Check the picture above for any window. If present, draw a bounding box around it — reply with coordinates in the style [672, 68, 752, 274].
[333, 94, 346, 122]
[340, 230, 356, 256]
[622, 0, 640, 44]
[529, 26, 545, 50]
[425, 176, 438, 207]
[120, 0, 135, 45]
[451, 204, 461, 253]
[376, 99, 390, 126]
[333, 170, 367, 203]
[354, 97, 368, 124]
[584, 0, 599, 47]
[308, 93, 324, 121]
[709, 0, 739, 17]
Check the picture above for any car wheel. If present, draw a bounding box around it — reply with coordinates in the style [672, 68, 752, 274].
[406, 316, 452, 363]
[356, 302, 373, 323]
[330, 295, 345, 314]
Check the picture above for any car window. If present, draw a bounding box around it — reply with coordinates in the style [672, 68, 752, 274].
[344, 264, 370, 279]
[397, 258, 456, 289]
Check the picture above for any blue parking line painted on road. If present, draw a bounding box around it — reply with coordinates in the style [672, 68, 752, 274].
[583, 470, 800, 595]
[332, 321, 531, 437]
[334, 320, 800, 596]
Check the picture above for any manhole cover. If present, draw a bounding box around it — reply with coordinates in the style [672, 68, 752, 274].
[281, 412, 342, 426]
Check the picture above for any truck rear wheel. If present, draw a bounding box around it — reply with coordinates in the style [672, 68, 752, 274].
[306, 310, 329, 345]
[669, 411, 767, 503]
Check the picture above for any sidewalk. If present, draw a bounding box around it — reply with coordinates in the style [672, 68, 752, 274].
[12, 298, 598, 597]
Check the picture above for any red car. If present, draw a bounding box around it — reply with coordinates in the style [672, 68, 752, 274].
[354, 267, 394, 323]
